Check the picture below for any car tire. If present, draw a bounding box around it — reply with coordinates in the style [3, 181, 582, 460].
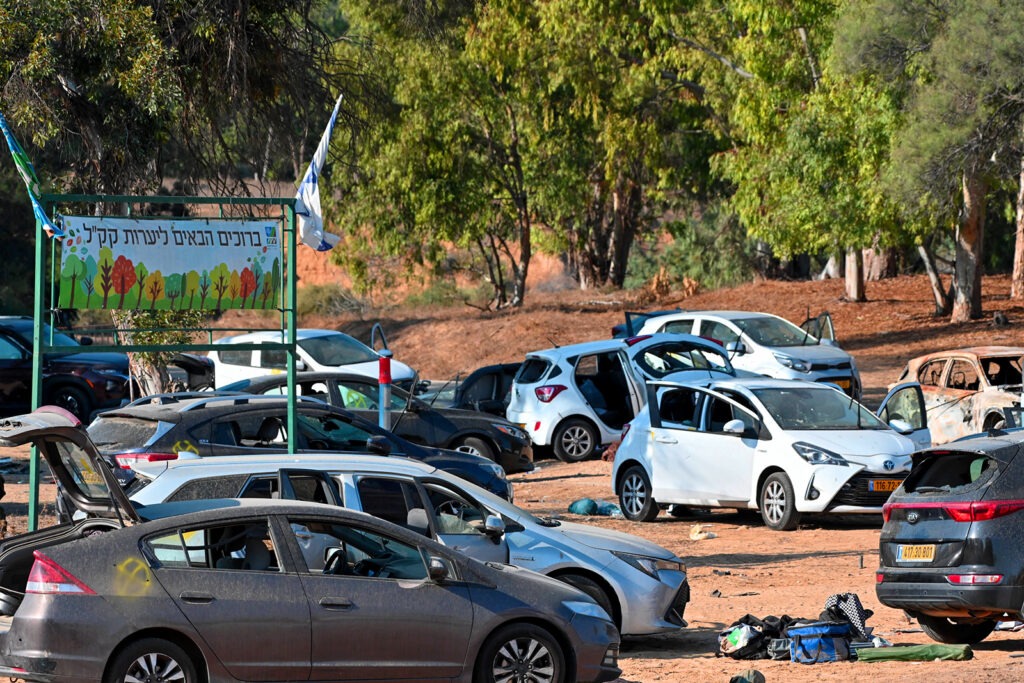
[104, 638, 198, 683]
[474, 623, 565, 683]
[559, 574, 617, 626]
[552, 418, 598, 462]
[454, 436, 497, 462]
[48, 385, 91, 422]
[760, 472, 801, 531]
[917, 615, 997, 644]
[619, 466, 659, 522]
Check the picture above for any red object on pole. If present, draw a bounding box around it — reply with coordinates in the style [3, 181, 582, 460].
[378, 353, 392, 385]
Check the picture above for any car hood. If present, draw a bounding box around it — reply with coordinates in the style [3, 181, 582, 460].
[0, 407, 141, 522]
[48, 351, 130, 370]
[771, 344, 852, 362]
[550, 519, 678, 560]
[787, 429, 915, 458]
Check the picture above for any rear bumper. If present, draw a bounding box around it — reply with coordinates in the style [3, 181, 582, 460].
[876, 575, 1024, 618]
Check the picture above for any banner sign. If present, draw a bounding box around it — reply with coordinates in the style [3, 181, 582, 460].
[58, 217, 283, 311]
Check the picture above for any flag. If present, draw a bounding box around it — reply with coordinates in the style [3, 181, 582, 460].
[0, 110, 64, 239]
[295, 95, 343, 251]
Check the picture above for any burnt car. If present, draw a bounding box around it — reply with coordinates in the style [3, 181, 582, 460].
[86, 393, 512, 500]
[220, 371, 533, 473]
[876, 430, 1024, 644]
[0, 407, 621, 683]
[894, 347, 1024, 444]
[0, 316, 131, 422]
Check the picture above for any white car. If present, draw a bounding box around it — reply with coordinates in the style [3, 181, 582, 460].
[636, 310, 863, 398]
[611, 378, 930, 530]
[128, 452, 691, 637]
[506, 334, 738, 462]
[210, 328, 416, 390]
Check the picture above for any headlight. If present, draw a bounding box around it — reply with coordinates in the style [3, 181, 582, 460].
[773, 353, 810, 372]
[562, 600, 612, 621]
[793, 441, 848, 466]
[492, 423, 529, 442]
[95, 368, 129, 379]
[612, 551, 684, 579]
[484, 462, 507, 479]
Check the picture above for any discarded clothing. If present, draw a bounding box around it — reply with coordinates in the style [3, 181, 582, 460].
[567, 498, 621, 517]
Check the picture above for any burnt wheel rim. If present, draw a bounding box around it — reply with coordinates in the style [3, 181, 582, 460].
[123, 652, 186, 682]
[491, 636, 556, 683]
[621, 472, 648, 517]
[560, 425, 592, 458]
[763, 479, 787, 525]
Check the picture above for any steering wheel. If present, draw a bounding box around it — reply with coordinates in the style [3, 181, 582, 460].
[435, 500, 466, 519]
[322, 551, 349, 575]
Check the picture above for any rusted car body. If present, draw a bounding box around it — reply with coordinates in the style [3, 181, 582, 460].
[894, 346, 1023, 444]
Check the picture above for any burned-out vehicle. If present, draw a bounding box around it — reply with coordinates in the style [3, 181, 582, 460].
[894, 347, 1024, 444]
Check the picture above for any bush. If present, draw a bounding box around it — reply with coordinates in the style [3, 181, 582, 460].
[297, 283, 367, 317]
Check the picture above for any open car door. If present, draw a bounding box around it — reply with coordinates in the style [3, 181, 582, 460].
[800, 311, 837, 345]
[876, 382, 932, 449]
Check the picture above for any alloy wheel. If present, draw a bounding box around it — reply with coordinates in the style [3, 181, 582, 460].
[621, 472, 648, 518]
[122, 652, 187, 683]
[762, 479, 787, 526]
[560, 425, 592, 459]
[491, 636, 557, 683]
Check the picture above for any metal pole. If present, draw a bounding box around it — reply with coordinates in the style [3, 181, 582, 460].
[378, 350, 393, 431]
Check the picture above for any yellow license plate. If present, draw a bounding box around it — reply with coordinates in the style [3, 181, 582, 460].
[834, 378, 851, 389]
[870, 479, 901, 492]
[896, 544, 935, 562]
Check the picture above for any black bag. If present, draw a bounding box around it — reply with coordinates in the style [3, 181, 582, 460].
[768, 638, 792, 660]
[719, 614, 799, 660]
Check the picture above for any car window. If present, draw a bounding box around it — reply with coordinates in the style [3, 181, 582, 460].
[917, 359, 947, 387]
[88, 416, 160, 452]
[260, 348, 287, 370]
[215, 414, 286, 448]
[423, 484, 488, 536]
[356, 477, 424, 527]
[636, 341, 731, 378]
[981, 357, 1022, 387]
[657, 387, 703, 429]
[946, 360, 980, 391]
[697, 320, 738, 347]
[216, 348, 253, 366]
[752, 387, 887, 430]
[297, 413, 388, 452]
[901, 452, 998, 493]
[145, 520, 278, 572]
[334, 380, 406, 411]
[298, 334, 378, 366]
[239, 473, 340, 504]
[732, 316, 814, 347]
[877, 386, 927, 431]
[161, 474, 249, 503]
[515, 358, 551, 384]
[462, 374, 497, 403]
[286, 517, 432, 580]
[704, 394, 757, 434]
[0, 335, 24, 360]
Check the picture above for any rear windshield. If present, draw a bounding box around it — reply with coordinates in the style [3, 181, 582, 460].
[515, 358, 551, 384]
[87, 416, 160, 452]
[902, 451, 997, 494]
[298, 334, 378, 366]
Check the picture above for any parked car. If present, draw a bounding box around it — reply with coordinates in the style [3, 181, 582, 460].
[876, 430, 1024, 645]
[893, 346, 1024, 444]
[507, 334, 738, 462]
[635, 310, 862, 398]
[611, 378, 929, 530]
[0, 408, 620, 683]
[0, 315, 132, 421]
[86, 394, 512, 500]
[128, 451, 690, 637]
[420, 362, 523, 417]
[209, 328, 417, 391]
[220, 371, 534, 473]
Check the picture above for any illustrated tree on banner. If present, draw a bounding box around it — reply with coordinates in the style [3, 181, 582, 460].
[295, 95, 343, 251]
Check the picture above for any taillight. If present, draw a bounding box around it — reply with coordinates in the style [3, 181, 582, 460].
[26, 551, 95, 595]
[946, 574, 1003, 585]
[621, 423, 632, 439]
[535, 385, 567, 403]
[114, 452, 179, 469]
[884, 500, 1024, 523]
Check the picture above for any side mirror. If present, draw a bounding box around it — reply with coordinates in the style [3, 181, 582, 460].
[888, 419, 914, 435]
[428, 556, 449, 582]
[365, 435, 392, 455]
[295, 358, 307, 371]
[723, 419, 747, 435]
[483, 515, 506, 537]
[726, 341, 748, 355]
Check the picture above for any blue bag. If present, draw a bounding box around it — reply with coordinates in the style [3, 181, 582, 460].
[786, 621, 851, 664]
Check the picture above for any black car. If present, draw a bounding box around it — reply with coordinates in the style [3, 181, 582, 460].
[222, 371, 533, 473]
[0, 316, 133, 422]
[421, 363, 523, 418]
[86, 394, 513, 500]
[876, 430, 1024, 644]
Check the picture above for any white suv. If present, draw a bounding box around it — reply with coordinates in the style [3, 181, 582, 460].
[210, 329, 416, 390]
[637, 310, 862, 398]
[506, 334, 736, 462]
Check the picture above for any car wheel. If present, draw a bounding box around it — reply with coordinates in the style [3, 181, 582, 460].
[48, 385, 91, 422]
[104, 638, 198, 683]
[559, 574, 617, 626]
[619, 466, 659, 522]
[454, 436, 497, 462]
[552, 418, 598, 462]
[474, 623, 565, 683]
[760, 472, 801, 531]
[984, 414, 1006, 432]
[917, 615, 997, 644]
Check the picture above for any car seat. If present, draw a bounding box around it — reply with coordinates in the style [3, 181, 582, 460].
[241, 536, 272, 571]
[256, 416, 284, 446]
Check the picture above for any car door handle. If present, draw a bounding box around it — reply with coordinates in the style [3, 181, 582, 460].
[654, 436, 678, 444]
[319, 597, 353, 610]
[179, 592, 215, 604]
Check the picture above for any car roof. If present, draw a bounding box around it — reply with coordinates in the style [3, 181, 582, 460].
[525, 338, 627, 359]
[912, 346, 1024, 360]
[95, 394, 340, 420]
[133, 451, 441, 481]
[214, 328, 353, 345]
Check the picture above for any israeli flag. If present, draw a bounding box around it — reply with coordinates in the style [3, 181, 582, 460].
[295, 95, 343, 251]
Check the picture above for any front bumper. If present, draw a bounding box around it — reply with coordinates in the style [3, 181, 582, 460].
[618, 569, 690, 637]
[568, 614, 621, 683]
[496, 442, 535, 474]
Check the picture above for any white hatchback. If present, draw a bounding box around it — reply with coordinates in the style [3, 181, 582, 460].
[611, 378, 930, 530]
[506, 334, 737, 462]
[210, 328, 416, 390]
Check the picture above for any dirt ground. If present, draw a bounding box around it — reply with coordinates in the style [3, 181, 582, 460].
[6, 272, 1024, 682]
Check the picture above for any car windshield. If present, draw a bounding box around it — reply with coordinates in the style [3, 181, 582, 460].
[752, 387, 887, 430]
[298, 334, 378, 366]
[981, 356, 1023, 387]
[733, 317, 817, 347]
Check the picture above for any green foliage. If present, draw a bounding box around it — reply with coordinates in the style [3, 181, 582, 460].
[402, 279, 493, 309]
[296, 283, 367, 318]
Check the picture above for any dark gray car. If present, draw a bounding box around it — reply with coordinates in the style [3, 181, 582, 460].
[0, 407, 620, 683]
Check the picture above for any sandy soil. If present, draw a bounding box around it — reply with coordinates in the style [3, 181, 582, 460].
[6, 272, 1024, 682]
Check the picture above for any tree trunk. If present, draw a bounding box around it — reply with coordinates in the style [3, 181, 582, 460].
[1012, 150, 1024, 298]
[817, 255, 843, 280]
[864, 247, 898, 280]
[951, 172, 986, 322]
[844, 249, 865, 302]
[608, 180, 641, 288]
[918, 243, 952, 316]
